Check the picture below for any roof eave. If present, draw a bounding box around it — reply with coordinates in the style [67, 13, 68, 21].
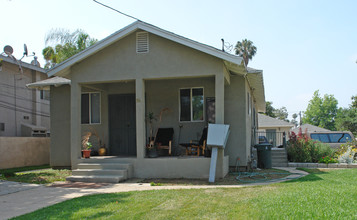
[47, 21, 245, 77]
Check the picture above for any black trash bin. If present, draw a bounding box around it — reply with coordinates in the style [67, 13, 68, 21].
[254, 144, 272, 169]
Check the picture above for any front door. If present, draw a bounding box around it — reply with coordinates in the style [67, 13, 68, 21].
[108, 94, 136, 156]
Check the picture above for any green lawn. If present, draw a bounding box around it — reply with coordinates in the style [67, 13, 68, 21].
[13, 169, 357, 219]
[0, 166, 71, 184]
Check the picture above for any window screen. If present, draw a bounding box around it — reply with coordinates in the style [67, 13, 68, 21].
[180, 89, 191, 121]
[81, 94, 90, 124]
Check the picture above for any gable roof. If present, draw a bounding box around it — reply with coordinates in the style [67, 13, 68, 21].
[47, 21, 245, 77]
[291, 124, 331, 134]
[258, 113, 294, 128]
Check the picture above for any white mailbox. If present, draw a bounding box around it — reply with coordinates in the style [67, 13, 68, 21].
[207, 123, 230, 149]
[207, 123, 230, 183]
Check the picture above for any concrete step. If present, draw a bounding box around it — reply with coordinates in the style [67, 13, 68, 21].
[271, 155, 288, 160]
[66, 175, 125, 183]
[72, 169, 127, 178]
[272, 162, 288, 167]
[77, 163, 131, 170]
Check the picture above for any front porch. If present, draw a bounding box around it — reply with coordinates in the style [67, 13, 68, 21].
[67, 155, 229, 183]
[70, 75, 228, 180]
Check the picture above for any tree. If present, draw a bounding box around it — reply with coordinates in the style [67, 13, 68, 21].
[335, 107, 357, 136]
[234, 39, 257, 66]
[264, 101, 276, 118]
[302, 90, 338, 130]
[274, 106, 289, 122]
[351, 95, 357, 108]
[42, 28, 97, 69]
[291, 113, 298, 127]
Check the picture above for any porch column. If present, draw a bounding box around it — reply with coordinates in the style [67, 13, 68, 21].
[136, 78, 146, 159]
[70, 82, 81, 169]
[215, 73, 225, 178]
[215, 73, 225, 124]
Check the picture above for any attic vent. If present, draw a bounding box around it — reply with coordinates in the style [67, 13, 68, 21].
[136, 32, 149, 53]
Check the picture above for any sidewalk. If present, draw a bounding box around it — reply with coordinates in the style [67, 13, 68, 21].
[0, 167, 307, 220]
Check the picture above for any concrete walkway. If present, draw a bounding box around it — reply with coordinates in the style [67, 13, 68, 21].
[0, 167, 308, 220]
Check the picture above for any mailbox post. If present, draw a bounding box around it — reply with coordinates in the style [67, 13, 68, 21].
[207, 123, 230, 183]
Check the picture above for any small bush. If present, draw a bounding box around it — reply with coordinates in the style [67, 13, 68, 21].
[287, 131, 335, 163]
[319, 156, 338, 164]
[336, 141, 357, 164]
[2, 171, 16, 177]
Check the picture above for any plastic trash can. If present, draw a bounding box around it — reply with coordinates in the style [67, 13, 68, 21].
[254, 144, 272, 169]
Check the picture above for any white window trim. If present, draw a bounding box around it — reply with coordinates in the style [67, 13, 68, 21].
[179, 87, 205, 122]
[82, 92, 101, 125]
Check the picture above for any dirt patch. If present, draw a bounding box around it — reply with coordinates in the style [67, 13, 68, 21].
[139, 169, 290, 186]
[50, 181, 109, 189]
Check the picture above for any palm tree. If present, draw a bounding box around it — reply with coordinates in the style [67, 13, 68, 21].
[42, 29, 98, 69]
[234, 39, 257, 66]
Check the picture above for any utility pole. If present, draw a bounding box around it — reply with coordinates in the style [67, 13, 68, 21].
[299, 111, 302, 126]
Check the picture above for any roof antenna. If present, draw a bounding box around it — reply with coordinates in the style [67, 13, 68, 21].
[93, 0, 141, 21]
[20, 44, 35, 61]
[2, 45, 23, 73]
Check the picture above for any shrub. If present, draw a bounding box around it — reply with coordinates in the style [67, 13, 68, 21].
[287, 131, 335, 163]
[319, 156, 338, 164]
[336, 141, 357, 164]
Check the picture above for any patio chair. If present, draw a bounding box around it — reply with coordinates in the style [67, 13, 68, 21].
[186, 127, 208, 156]
[155, 128, 174, 156]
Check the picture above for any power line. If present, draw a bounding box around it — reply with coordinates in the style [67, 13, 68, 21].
[93, 0, 141, 21]
[0, 91, 50, 106]
[0, 100, 50, 117]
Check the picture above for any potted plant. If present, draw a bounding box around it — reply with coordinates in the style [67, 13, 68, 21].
[82, 127, 106, 157]
[82, 131, 93, 158]
[82, 142, 92, 158]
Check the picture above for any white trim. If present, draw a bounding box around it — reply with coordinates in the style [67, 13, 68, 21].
[179, 87, 204, 122]
[81, 92, 101, 125]
[47, 21, 244, 77]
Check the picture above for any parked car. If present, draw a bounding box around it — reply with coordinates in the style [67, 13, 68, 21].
[258, 136, 269, 144]
[309, 131, 355, 148]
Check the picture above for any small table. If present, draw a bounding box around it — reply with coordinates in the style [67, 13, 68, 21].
[180, 142, 200, 156]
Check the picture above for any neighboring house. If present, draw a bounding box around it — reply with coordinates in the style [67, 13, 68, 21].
[0, 55, 49, 137]
[257, 114, 294, 147]
[291, 124, 330, 134]
[28, 21, 266, 179]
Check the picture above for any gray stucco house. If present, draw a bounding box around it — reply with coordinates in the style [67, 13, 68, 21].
[28, 21, 266, 180]
[0, 54, 49, 137]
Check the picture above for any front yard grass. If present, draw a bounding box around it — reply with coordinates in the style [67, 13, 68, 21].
[13, 168, 357, 219]
[0, 166, 71, 184]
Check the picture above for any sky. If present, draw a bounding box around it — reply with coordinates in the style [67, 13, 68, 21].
[1, 0, 357, 120]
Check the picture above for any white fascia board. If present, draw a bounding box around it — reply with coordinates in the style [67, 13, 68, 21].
[47, 22, 141, 77]
[48, 21, 244, 77]
[138, 22, 244, 66]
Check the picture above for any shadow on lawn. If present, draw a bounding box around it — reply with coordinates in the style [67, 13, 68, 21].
[283, 168, 328, 184]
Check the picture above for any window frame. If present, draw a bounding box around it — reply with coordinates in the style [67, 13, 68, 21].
[179, 87, 204, 122]
[81, 92, 101, 125]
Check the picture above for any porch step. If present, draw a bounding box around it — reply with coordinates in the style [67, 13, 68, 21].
[66, 175, 125, 183]
[272, 162, 288, 167]
[72, 169, 128, 178]
[67, 161, 133, 183]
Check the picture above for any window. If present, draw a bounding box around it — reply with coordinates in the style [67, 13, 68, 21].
[247, 92, 251, 115]
[179, 88, 204, 122]
[81, 92, 100, 124]
[40, 90, 50, 101]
